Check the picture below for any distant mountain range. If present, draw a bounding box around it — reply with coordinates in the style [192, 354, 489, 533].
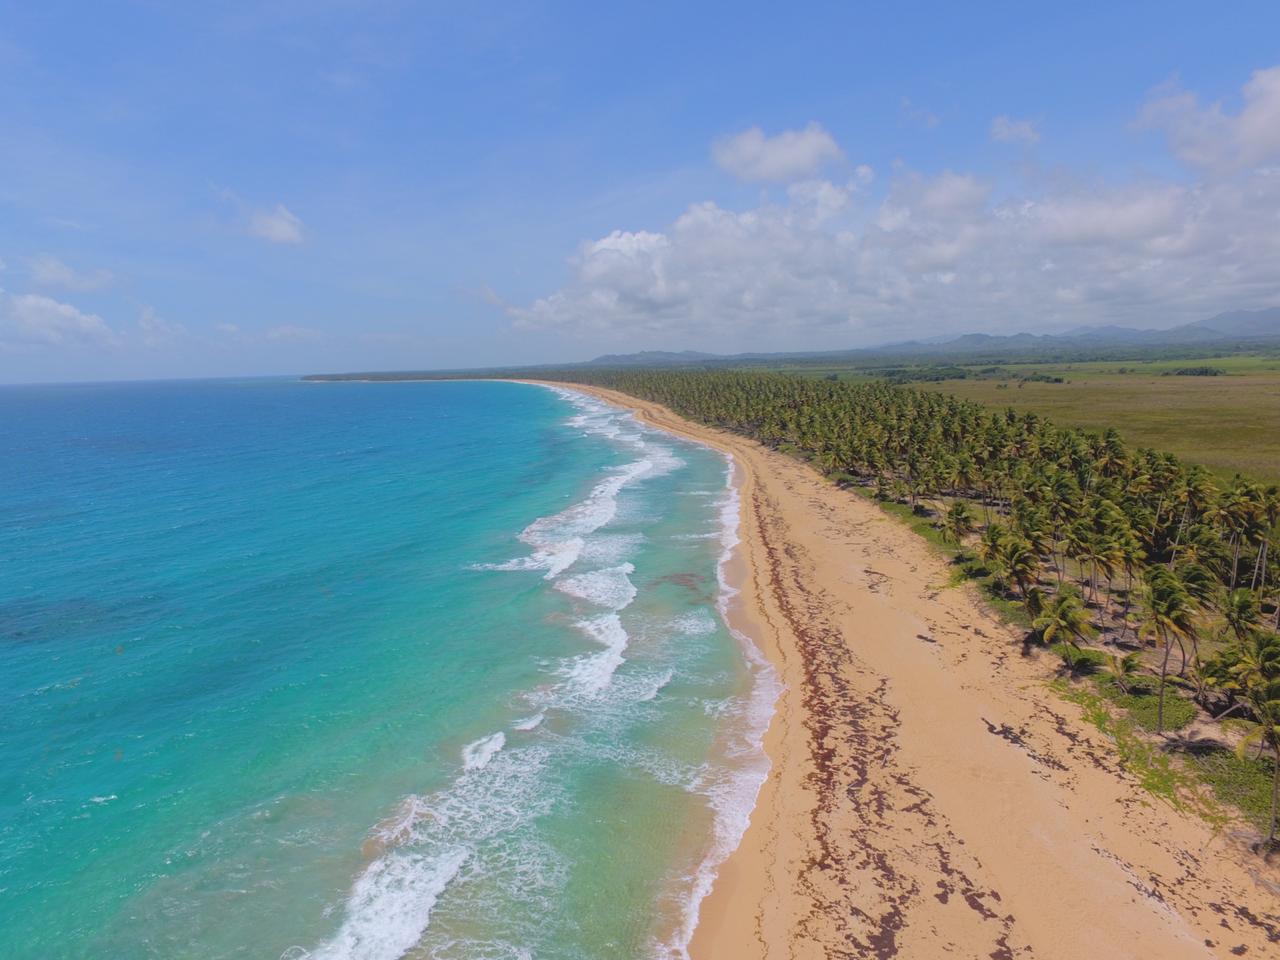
[585, 307, 1280, 367]
[304, 307, 1280, 382]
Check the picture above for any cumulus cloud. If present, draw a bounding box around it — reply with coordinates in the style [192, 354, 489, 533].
[27, 253, 114, 291]
[216, 186, 306, 245]
[0, 290, 115, 347]
[248, 203, 305, 244]
[713, 122, 844, 181]
[1140, 66, 1280, 174]
[990, 115, 1040, 144]
[510, 67, 1280, 350]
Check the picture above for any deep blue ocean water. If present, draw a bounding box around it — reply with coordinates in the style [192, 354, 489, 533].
[0, 378, 775, 960]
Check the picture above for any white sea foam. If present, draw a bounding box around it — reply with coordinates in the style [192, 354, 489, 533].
[635, 668, 675, 702]
[462, 733, 506, 771]
[474, 538, 583, 580]
[562, 613, 629, 697]
[299, 847, 468, 960]
[474, 457, 652, 580]
[299, 744, 562, 960]
[578, 531, 645, 566]
[367, 794, 433, 851]
[655, 456, 783, 960]
[669, 610, 718, 637]
[477, 388, 683, 582]
[555, 562, 637, 611]
[511, 712, 544, 732]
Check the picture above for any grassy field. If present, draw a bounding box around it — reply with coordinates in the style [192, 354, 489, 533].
[886, 356, 1280, 483]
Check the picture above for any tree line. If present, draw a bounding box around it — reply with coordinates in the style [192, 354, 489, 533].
[547, 369, 1280, 844]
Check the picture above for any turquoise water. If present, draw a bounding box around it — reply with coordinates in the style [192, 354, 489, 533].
[0, 379, 775, 960]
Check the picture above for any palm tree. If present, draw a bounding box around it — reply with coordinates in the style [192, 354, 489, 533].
[1033, 587, 1098, 673]
[1168, 468, 1218, 568]
[1105, 651, 1142, 694]
[1231, 631, 1280, 846]
[978, 523, 1006, 571]
[1002, 537, 1041, 599]
[1114, 528, 1145, 640]
[940, 500, 976, 552]
[1139, 566, 1198, 733]
[1221, 588, 1261, 643]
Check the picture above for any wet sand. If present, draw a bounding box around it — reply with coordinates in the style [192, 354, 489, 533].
[539, 382, 1280, 960]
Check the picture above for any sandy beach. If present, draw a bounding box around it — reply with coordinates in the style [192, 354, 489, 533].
[541, 382, 1280, 960]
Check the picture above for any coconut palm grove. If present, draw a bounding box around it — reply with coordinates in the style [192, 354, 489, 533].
[549, 368, 1280, 843]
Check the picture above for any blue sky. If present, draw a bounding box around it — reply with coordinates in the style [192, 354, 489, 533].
[2, 1, 1279, 382]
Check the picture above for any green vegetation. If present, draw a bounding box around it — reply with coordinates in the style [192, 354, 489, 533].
[1162, 366, 1227, 376]
[762, 352, 1280, 481]
[542, 368, 1280, 846]
[1191, 749, 1278, 833]
[906, 355, 1280, 482]
[1095, 676, 1198, 732]
[1055, 682, 1228, 829]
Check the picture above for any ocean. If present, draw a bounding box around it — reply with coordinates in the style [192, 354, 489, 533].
[0, 378, 777, 960]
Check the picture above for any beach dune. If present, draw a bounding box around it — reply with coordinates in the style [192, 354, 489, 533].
[552, 383, 1280, 960]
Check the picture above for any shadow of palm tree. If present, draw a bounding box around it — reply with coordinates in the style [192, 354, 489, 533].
[1161, 733, 1227, 756]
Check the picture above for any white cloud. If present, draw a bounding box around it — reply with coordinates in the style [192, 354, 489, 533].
[712, 122, 844, 182]
[0, 291, 115, 347]
[27, 254, 114, 291]
[248, 203, 305, 244]
[990, 115, 1040, 144]
[1140, 66, 1280, 173]
[786, 179, 853, 223]
[1031, 185, 1185, 245]
[510, 67, 1280, 351]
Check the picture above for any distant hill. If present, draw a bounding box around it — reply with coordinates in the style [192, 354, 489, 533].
[1188, 307, 1280, 338]
[588, 350, 720, 366]
[304, 307, 1280, 382]
[582, 307, 1280, 367]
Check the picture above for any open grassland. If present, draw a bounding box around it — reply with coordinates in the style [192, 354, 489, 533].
[902, 356, 1280, 483]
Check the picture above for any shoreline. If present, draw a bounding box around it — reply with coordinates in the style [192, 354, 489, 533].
[531, 380, 782, 957]
[530, 381, 1280, 960]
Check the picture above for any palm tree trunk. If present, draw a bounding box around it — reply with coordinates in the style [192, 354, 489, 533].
[1212, 701, 1249, 722]
[1157, 632, 1173, 734]
[1118, 570, 1134, 640]
[1269, 746, 1279, 845]
[1168, 504, 1190, 569]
